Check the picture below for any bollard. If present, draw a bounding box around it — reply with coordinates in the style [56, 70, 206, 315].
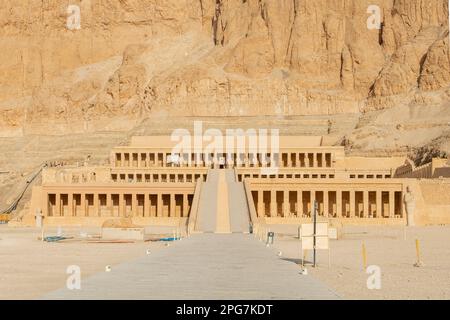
[266, 231, 274, 246]
[414, 239, 424, 267]
[302, 250, 307, 267]
[362, 242, 367, 270]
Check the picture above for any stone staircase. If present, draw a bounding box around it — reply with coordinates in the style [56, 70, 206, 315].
[225, 170, 250, 233]
[194, 169, 250, 233]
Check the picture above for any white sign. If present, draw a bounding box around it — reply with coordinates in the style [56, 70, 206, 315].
[301, 223, 328, 237]
[301, 236, 329, 250]
[300, 223, 329, 250]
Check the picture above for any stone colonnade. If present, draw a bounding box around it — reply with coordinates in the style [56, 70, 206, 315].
[44, 190, 194, 218]
[252, 188, 403, 218]
[113, 151, 334, 169]
[110, 171, 207, 183]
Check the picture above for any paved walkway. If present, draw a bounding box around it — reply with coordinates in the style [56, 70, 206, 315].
[43, 234, 339, 300]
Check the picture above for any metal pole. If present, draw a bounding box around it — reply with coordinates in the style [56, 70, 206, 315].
[313, 200, 317, 268]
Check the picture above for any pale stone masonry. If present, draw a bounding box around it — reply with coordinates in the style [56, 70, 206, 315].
[22, 135, 450, 228]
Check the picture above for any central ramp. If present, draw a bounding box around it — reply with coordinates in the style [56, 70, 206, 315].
[43, 234, 339, 300]
[195, 169, 250, 233]
[226, 170, 250, 233]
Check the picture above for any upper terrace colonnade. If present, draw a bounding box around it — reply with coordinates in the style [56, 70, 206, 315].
[111, 136, 342, 169]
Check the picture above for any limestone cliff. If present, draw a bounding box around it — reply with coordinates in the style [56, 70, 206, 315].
[0, 0, 449, 137]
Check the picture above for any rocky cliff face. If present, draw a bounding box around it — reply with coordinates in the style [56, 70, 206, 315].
[0, 0, 449, 137]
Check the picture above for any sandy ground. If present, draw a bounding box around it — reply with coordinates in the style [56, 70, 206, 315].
[2, 224, 450, 300]
[0, 225, 168, 300]
[270, 225, 450, 300]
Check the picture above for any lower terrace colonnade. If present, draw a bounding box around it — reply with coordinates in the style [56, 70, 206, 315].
[44, 192, 194, 218]
[251, 189, 403, 219]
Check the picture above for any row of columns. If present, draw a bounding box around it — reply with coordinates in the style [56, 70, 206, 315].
[45, 192, 192, 218]
[112, 172, 206, 183]
[255, 189, 399, 218]
[114, 152, 333, 169]
[237, 173, 335, 181]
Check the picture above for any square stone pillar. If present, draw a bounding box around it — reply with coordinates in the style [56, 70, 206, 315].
[287, 153, 292, 168]
[170, 194, 176, 217]
[336, 190, 342, 217]
[376, 190, 382, 218]
[132, 193, 138, 217]
[313, 153, 318, 167]
[144, 194, 150, 217]
[163, 153, 167, 167]
[297, 190, 303, 217]
[43, 193, 49, 217]
[55, 193, 61, 217]
[68, 193, 74, 217]
[152, 153, 156, 167]
[243, 153, 248, 168]
[283, 190, 289, 217]
[80, 193, 86, 217]
[323, 191, 329, 217]
[260, 153, 267, 167]
[157, 193, 163, 217]
[363, 191, 369, 218]
[183, 193, 189, 217]
[310, 190, 316, 216]
[118, 193, 124, 217]
[270, 190, 277, 217]
[269, 153, 275, 168]
[106, 194, 112, 217]
[257, 190, 264, 217]
[195, 153, 200, 167]
[349, 191, 355, 218]
[389, 191, 395, 218]
[93, 193, 99, 217]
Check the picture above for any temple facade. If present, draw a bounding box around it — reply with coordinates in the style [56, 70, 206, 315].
[23, 135, 450, 229]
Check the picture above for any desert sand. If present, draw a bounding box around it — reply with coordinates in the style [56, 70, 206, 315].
[270, 225, 450, 299]
[1, 224, 450, 299]
[0, 225, 167, 300]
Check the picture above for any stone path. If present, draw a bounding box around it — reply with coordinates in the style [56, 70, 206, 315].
[195, 170, 219, 232]
[226, 169, 250, 233]
[43, 234, 339, 300]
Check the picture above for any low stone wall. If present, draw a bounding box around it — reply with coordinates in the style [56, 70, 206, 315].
[12, 216, 187, 228]
[264, 217, 406, 226]
[416, 180, 450, 225]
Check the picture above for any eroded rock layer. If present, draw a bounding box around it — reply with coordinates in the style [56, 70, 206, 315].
[0, 0, 448, 137]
